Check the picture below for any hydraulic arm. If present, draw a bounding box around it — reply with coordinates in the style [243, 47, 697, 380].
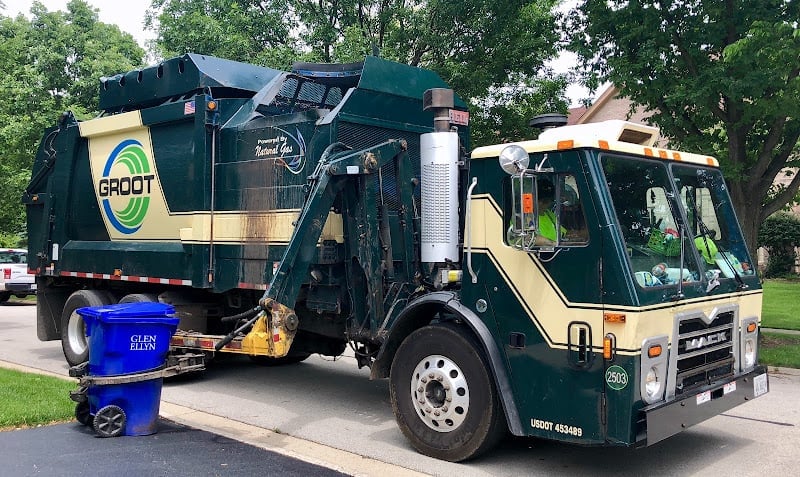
[214, 139, 409, 356]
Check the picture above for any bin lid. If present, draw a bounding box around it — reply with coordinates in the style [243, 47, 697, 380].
[76, 302, 180, 325]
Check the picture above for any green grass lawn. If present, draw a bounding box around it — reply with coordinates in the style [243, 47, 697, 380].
[758, 280, 800, 368]
[760, 332, 800, 369]
[761, 279, 800, 330]
[0, 367, 75, 429]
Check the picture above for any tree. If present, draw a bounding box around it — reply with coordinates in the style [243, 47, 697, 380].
[758, 213, 800, 277]
[146, 0, 569, 146]
[0, 0, 145, 239]
[566, 0, 800, 254]
[145, 0, 299, 69]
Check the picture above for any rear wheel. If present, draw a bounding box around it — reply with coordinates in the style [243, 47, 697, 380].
[390, 323, 506, 462]
[118, 293, 159, 304]
[60, 290, 115, 366]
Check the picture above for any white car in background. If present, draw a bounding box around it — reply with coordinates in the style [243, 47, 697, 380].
[0, 248, 36, 303]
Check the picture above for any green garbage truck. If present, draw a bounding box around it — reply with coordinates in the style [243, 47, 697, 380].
[26, 54, 768, 461]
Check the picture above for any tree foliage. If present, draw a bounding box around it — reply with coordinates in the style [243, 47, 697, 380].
[0, 0, 144, 239]
[566, 0, 800, 254]
[758, 213, 800, 277]
[146, 0, 569, 146]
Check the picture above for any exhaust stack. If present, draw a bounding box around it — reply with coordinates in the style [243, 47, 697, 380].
[420, 88, 459, 264]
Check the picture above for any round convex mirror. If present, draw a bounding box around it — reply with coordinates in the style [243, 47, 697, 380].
[499, 145, 529, 174]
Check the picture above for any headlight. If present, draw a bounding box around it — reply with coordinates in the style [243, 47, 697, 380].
[645, 367, 661, 398]
[740, 317, 759, 372]
[640, 335, 669, 404]
[744, 339, 755, 368]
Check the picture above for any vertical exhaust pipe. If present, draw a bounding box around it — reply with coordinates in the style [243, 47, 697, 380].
[420, 89, 459, 264]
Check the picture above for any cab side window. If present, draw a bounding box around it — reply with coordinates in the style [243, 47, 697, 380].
[558, 175, 589, 245]
[505, 173, 589, 248]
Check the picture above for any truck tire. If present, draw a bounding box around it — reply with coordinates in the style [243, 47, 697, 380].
[61, 290, 115, 366]
[118, 293, 159, 304]
[389, 322, 506, 462]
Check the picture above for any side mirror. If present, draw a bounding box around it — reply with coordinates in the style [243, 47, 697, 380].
[508, 172, 540, 249]
[499, 145, 529, 174]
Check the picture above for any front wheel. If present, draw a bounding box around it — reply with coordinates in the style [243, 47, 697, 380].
[60, 290, 115, 366]
[389, 323, 506, 462]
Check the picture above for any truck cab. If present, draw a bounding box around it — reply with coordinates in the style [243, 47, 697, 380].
[464, 119, 766, 446]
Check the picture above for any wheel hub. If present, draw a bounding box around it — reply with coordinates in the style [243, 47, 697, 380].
[67, 311, 87, 355]
[410, 354, 469, 433]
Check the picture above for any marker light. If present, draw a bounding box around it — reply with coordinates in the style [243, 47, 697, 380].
[747, 322, 757, 333]
[603, 333, 616, 360]
[557, 140, 574, 150]
[207, 100, 218, 111]
[648, 344, 662, 358]
[604, 312, 626, 323]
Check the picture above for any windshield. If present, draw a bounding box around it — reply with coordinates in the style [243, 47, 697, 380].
[0, 250, 26, 264]
[601, 155, 701, 289]
[671, 164, 755, 278]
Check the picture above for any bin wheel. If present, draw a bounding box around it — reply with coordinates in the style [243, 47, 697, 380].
[93, 405, 126, 438]
[75, 401, 93, 427]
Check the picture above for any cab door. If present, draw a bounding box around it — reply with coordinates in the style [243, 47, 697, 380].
[484, 149, 607, 443]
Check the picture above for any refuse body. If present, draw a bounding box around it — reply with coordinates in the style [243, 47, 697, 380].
[69, 302, 180, 437]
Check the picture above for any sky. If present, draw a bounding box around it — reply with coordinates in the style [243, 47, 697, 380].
[4, 0, 592, 106]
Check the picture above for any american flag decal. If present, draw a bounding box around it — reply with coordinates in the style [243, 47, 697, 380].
[184, 101, 196, 115]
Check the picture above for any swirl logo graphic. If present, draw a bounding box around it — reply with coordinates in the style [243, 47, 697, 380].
[98, 139, 155, 234]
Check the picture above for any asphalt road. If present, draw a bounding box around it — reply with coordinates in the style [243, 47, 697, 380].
[0, 419, 347, 477]
[2, 299, 799, 476]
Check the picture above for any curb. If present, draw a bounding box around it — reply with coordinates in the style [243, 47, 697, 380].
[0, 360, 426, 477]
[762, 327, 800, 336]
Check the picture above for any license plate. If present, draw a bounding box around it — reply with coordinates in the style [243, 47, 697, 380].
[31, 284, 37, 291]
[723, 381, 736, 394]
[753, 373, 768, 397]
[696, 390, 711, 405]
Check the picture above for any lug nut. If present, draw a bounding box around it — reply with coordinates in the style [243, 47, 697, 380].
[421, 378, 427, 383]
[434, 411, 440, 416]
[442, 406, 448, 412]
[418, 387, 423, 393]
[428, 373, 434, 379]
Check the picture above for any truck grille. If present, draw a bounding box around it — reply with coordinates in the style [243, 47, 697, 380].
[671, 309, 736, 395]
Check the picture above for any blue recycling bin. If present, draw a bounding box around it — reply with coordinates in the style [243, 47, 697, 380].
[77, 302, 179, 437]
